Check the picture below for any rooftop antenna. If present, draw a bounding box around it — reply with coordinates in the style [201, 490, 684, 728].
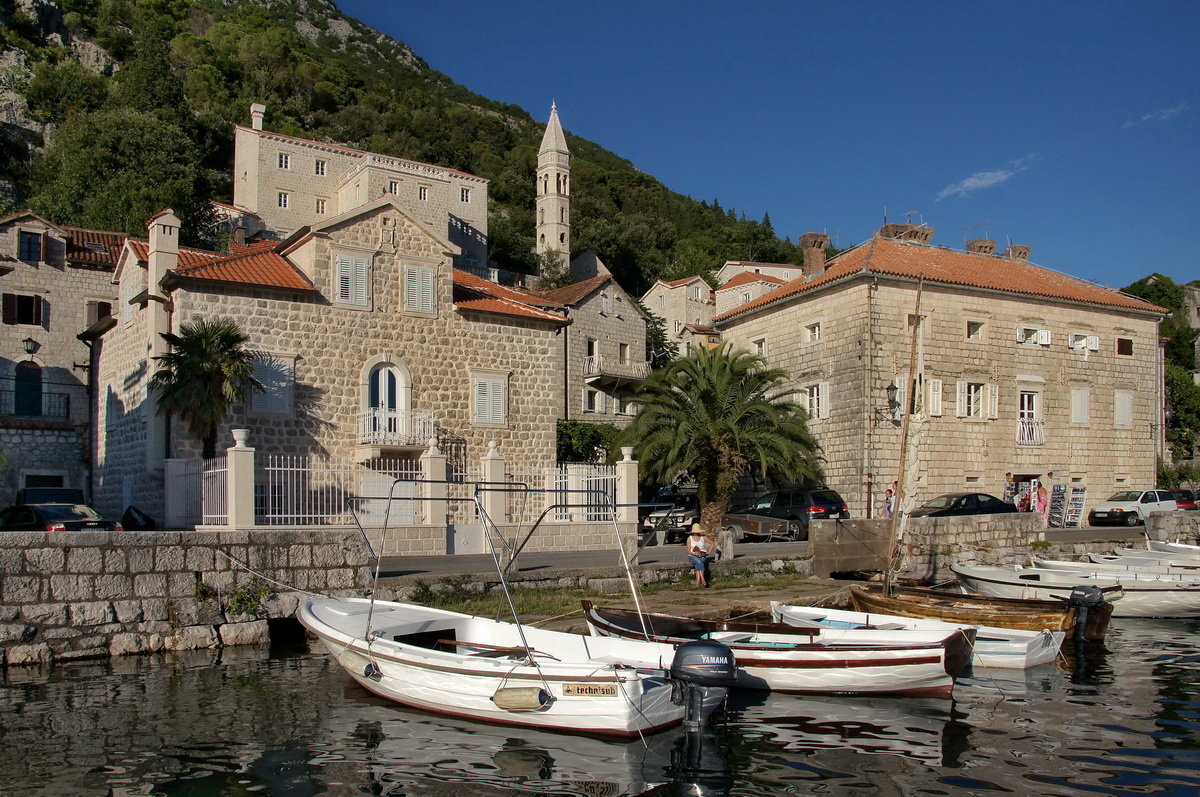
[903, 210, 918, 224]
[882, 205, 888, 225]
[962, 221, 990, 244]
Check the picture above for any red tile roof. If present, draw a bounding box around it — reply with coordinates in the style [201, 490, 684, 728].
[715, 238, 1168, 323]
[172, 246, 316, 292]
[719, 271, 786, 290]
[63, 226, 127, 269]
[661, 276, 707, 288]
[526, 274, 609, 306]
[126, 239, 224, 268]
[453, 270, 569, 324]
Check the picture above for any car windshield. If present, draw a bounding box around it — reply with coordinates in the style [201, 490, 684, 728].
[810, 490, 842, 504]
[920, 495, 956, 509]
[1107, 491, 1142, 502]
[38, 505, 100, 521]
[753, 495, 777, 510]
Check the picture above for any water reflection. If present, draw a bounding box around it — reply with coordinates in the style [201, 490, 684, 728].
[0, 619, 1198, 795]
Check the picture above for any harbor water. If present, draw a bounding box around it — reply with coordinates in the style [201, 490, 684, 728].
[2, 617, 1199, 796]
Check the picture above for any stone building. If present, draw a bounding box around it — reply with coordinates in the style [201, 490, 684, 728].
[231, 103, 489, 269]
[714, 223, 1169, 519]
[641, 275, 715, 343]
[715, 271, 785, 317]
[0, 211, 126, 505]
[93, 201, 567, 521]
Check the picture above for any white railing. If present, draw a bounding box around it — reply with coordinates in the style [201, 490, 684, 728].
[170, 457, 227, 527]
[256, 456, 423, 525]
[1016, 417, 1045, 446]
[582, 355, 652, 380]
[448, 472, 482, 524]
[509, 465, 617, 523]
[357, 408, 436, 447]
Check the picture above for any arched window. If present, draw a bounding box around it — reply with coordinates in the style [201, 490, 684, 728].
[14, 361, 43, 416]
[363, 360, 413, 440]
[369, 364, 403, 411]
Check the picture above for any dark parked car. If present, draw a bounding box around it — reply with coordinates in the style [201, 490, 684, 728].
[1173, 490, 1197, 511]
[0, 503, 123, 532]
[721, 487, 848, 542]
[907, 492, 1017, 518]
[640, 487, 699, 544]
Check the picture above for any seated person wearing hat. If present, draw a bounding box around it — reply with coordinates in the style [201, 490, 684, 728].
[685, 525, 714, 588]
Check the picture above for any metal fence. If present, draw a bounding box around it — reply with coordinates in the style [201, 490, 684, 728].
[256, 456, 423, 526]
[506, 464, 616, 523]
[168, 457, 228, 527]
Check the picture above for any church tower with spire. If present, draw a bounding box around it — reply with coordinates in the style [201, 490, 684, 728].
[536, 103, 570, 274]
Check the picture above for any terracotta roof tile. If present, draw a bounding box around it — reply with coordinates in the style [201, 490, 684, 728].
[63, 226, 127, 269]
[126, 239, 224, 268]
[527, 274, 610, 305]
[453, 270, 569, 324]
[718, 271, 786, 290]
[715, 238, 1168, 323]
[172, 247, 316, 292]
[662, 276, 707, 288]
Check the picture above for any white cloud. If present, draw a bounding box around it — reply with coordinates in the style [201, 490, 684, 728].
[1122, 102, 1186, 129]
[936, 155, 1036, 201]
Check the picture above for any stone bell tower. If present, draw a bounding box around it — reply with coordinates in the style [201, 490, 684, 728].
[536, 102, 570, 274]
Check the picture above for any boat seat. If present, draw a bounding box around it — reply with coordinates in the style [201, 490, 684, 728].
[867, 623, 908, 630]
[435, 639, 534, 658]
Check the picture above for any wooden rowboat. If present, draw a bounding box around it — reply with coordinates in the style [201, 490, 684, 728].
[847, 582, 1115, 642]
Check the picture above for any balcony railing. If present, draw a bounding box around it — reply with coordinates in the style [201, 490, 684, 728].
[582, 355, 651, 381]
[0, 390, 70, 419]
[1016, 417, 1045, 446]
[357, 408, 436, 447]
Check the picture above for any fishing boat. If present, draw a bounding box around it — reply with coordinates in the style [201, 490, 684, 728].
[580, 601, 971, 698]
[770, 602, 1063, 669]
[1045, 556, 1200, 576]
[951, 563, 1200, 618]
[1148, 539, 1200, 555]
[300, 597, 737, 737]
[845, 583, 1114, 642]
[1031, 558, 1200, 582]
[1089, 552, 1200, 570]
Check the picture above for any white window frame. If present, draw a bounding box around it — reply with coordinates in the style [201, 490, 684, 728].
[1114, 390, 1134, 428]
[927, 378, 943, 416]
[277, 192, 289, 209]
[473, 372, 508, 426]
[389, 180, 399, 195]
[334, 252, 370, 308]
[800, 381, 830, 420]
[956, 381, 997, 419]
[460, 187, 471, 202]
[249, 354, 295, 416]
[418, 186, 429, 201]
[403, 265, 436, 314]
[314, 159, 326, 176]
[315, 198, 326, 215]
[1071, 387, 1091, 424]
[966, 321, 985, 341]
[583, 387, 604, 414]
[805, 322, 821, 343]
[277, 153, 290, 170]
[1016, 326, 1050, 345]
[753, 338, 767, 357]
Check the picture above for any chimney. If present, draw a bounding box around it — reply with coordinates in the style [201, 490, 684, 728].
[147, 209, 181, 290]
[250, 102, 266, 130]
[799, 232, 830, 276]
[878, 223, 934, 244]
[232, 224, 246, 246]
[1004, 244, 1031, 261]
[965, 238, 996, 255]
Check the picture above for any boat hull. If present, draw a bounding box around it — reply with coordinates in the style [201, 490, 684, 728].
[952, 564, 1200, 618]
[581, 603, 964, 698]
[848, 583, 1111, 642]
[775, 600, 1064, 669]
[299, 597, 684, 737]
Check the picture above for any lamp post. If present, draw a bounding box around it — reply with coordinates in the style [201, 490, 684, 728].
[21, 337, 38, 356]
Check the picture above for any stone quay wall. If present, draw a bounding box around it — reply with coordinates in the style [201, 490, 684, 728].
[0, 529, 373, 666]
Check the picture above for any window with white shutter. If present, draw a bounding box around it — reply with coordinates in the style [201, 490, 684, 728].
[249, 355, 294, 416]
[927, 379, 943, 416]
[473, 373, 507, 425]
[404, 265, 436, 314]
[957, 381, 987, 418]
[1114, 390, 1134, 427]
[1071, 388, 1091, 424]
[800, 382, 828, 420]
[335, 254, 370, 307]
[986, 383, 999, 419]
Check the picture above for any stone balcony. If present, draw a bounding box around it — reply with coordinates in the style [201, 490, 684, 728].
[1016, 417, 1045, 446]
[582, 355, 651, 387]
[356, 408, 436, 459]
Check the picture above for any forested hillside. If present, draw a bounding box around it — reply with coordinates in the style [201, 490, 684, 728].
[0, 0, 808, 293]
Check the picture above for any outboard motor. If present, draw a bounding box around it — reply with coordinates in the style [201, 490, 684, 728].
[669, 640, 738, 731]
[1066, 585, 1106, 642]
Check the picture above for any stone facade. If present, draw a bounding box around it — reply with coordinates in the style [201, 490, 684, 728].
[535, 103, 570, 272]
[0, 212, 124, 505]
[641, 276, 715, 346]
[94, 199, 564, 521]
[0, 529, 372, 664]
[717, 230, 1168, 522]
[232, 104, 488, 268]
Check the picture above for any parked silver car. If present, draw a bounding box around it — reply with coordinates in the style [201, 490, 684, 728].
[1087, 490, 1178, 526]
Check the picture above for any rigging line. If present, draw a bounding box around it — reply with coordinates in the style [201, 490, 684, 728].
[215, 547, 324, 597]
[529, 607, 584, 627]
[361, 476, 400, 644]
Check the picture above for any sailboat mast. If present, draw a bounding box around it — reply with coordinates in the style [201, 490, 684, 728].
[884, 277, 924, 596]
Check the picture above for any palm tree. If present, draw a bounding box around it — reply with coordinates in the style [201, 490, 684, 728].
[148, 317, 263, 458]
[621, 343, 821, 533]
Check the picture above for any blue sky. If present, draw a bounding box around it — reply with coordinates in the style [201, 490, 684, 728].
[336, 1, 1197, 291]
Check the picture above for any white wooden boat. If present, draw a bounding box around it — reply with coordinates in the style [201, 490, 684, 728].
[1089, 552, 1200, 570]
[1147, 539, 1200, 556]
[299, 596, 736, 737]
[770, 603, 1063, 669]
[581, 601, 970, 698]
[1036, 556, 1200, 576]
[951, 563, 1200, 618]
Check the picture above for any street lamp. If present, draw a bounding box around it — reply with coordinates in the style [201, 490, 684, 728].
[21, 337, 38, 355]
